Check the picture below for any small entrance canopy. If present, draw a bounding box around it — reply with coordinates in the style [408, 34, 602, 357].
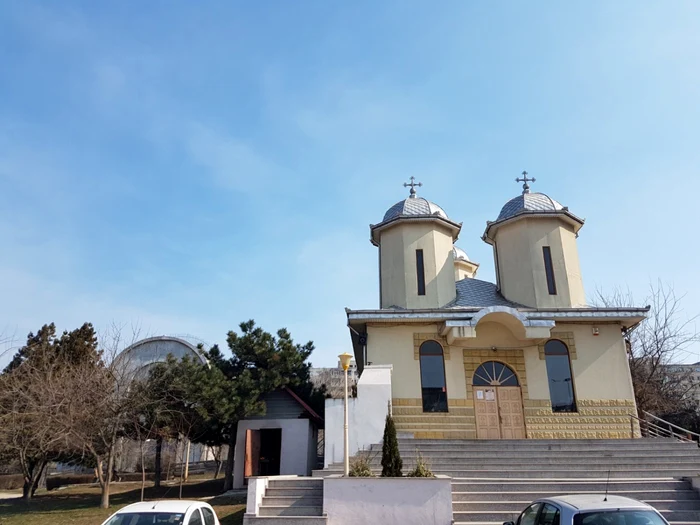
[440, 306, 555, 344]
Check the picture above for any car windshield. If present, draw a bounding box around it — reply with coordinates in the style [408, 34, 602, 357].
[104, 513, 185, 525]
[574, 510, 667, 525]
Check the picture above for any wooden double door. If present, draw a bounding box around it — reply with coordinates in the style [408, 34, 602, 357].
[474, 386, 526, 439]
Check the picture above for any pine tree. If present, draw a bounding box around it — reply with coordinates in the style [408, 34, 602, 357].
[381, 404, 402, 477]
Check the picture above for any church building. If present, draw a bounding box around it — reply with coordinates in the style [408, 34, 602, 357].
[345, 176, 648, 440]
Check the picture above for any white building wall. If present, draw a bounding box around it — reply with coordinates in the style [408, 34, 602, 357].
[233, 418, 313, 489]
[324, 365, 392, 468]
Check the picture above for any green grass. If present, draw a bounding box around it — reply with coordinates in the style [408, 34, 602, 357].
[0, 475, 245, 525]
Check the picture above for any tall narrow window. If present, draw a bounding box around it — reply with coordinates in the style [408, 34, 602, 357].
[542, 246, 557, 295]
[416, 249, 426, 296]
[544, 340, 576, 412]
[419, 340, 448, 412]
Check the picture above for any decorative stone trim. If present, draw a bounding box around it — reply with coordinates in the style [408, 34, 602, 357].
[523, 398, 639, 439]
[538, 331, 578, 360]
[391, 397, 474, 439]
[463, 348, 529, 401]
[413, 333, 450, 360]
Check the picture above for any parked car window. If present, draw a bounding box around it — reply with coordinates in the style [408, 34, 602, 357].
[538, 504, 560, 525]
[574, 510, 666, 525]
[187, 509, 203, 525]
[202, 508, 216, 525]
[518, 503, 543, 525]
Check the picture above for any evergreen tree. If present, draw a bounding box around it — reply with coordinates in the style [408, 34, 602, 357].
[381, 405, 402, 477]
[213, 320, 323, 491]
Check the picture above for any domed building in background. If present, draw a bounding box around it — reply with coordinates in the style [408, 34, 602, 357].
[325, 173, 649, 467]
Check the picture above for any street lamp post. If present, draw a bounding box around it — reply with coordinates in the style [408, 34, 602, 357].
[338, 352, 353, 477]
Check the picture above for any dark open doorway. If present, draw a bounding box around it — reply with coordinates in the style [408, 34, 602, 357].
[244, 428, 282, 480]
[259, 429, 282, 476]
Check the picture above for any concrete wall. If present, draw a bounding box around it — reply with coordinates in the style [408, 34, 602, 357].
[379, 222, 456, 309]
[324, 365, 392, 467]
[323, 475, 453, 525]
[234, 419, 313, 488]
[494, 218, 586, 308]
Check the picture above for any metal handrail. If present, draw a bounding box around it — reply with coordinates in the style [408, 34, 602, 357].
[642, 410, 700, 440]
[630, 412, 699, 443]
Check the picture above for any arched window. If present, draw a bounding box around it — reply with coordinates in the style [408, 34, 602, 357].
[544, 340, 576, 412]
[419, 340, 448, 412]
[473, 361, 519, 386]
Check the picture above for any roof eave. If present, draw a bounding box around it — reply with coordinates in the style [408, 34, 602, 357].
[483, 210, 585, 242]
[346, 306, 650, 325]
[370, 215, 463, 246]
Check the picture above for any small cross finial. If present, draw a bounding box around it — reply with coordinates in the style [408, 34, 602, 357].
[515, 170, 536, 194]
[403, 176, 422, 198]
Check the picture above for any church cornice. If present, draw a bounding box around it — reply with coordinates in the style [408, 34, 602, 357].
[369, 215, 462, 246]
[346, 305, 649, 327]
[482, 209, 585, 244]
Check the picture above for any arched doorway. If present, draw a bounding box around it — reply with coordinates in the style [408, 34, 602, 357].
[473, 361, 526, 439]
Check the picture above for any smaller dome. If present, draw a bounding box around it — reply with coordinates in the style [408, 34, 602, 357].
[497, 192, 564, 222]
[453, 246, 470, 262]
[382, 196, 448, 222]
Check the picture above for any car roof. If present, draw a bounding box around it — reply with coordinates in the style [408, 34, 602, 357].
[541, 495, 654, 512]
[118, 500, 206, 514]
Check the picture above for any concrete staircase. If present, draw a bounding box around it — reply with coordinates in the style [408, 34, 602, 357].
[315, 439, 700, 525]
[245, 478, 327, 525]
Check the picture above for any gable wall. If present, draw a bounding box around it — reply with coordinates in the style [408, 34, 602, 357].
[247, 390, 306, 420]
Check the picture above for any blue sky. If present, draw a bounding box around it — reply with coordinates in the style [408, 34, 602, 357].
[1, 1, 700, 367]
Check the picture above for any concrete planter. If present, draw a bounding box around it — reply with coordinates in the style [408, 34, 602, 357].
[323, 475, 453, 525]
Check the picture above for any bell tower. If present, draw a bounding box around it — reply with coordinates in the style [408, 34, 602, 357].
[483, 173, 586, 308]
[371, 179, 462, 309]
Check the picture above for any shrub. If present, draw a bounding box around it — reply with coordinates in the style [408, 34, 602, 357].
[46, 474, 95, 491]
[406, 452, 434, 478]
[0, 474, 23, 491]
[348, 451, 375, 477]
[381, 405, 402, 477]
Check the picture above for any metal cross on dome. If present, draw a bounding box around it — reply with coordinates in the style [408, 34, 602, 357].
[515, 171, 536, 194]
[403, 176, 422, 198]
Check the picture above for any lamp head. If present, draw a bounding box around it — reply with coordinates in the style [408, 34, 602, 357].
[338, 352, 353, 371]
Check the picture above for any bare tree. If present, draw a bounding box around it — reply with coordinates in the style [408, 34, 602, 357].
[50, 323, 145, 509]
[0, 356, 71, 499]
[595, 280, 700, 414]
[0, 323, 97, 500]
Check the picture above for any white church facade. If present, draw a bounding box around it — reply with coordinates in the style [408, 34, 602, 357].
[344, 176, 648, 441]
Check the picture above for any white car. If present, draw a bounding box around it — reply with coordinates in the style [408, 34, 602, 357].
[101, 500, 220, 525]
[505, 495, 668, 525]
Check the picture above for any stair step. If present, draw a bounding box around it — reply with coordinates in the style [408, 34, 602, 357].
[451, 481, 692, 491]
[267, 479, 323, 489]
[259, 505, 324, 517]
[265, 488, 323, 497]
[344, 458, 700, 466]
[452, 510, 700, 522]
[319, 468, 700, 478]
[452, 490, 700, 501]
[262, 496, 323, 507]
[367, 450, 700, 458]
[243, 517, 327, 525]
[453, 500, 700, 512]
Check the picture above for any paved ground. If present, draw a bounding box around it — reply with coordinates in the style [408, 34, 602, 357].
[0, 492, 21, 499]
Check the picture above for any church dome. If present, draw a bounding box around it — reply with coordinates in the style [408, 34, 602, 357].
[496, 192, 564, 222]
[453, 245, 470, 262]
[383, 196, 449, 222]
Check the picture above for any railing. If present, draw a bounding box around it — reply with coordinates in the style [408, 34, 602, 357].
[630, 411, 700, 443]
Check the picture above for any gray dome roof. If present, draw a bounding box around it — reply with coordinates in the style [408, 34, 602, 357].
[497, 192, 564, 222]
[383, 196, 448, 222]
[453, 245, 470, 262]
